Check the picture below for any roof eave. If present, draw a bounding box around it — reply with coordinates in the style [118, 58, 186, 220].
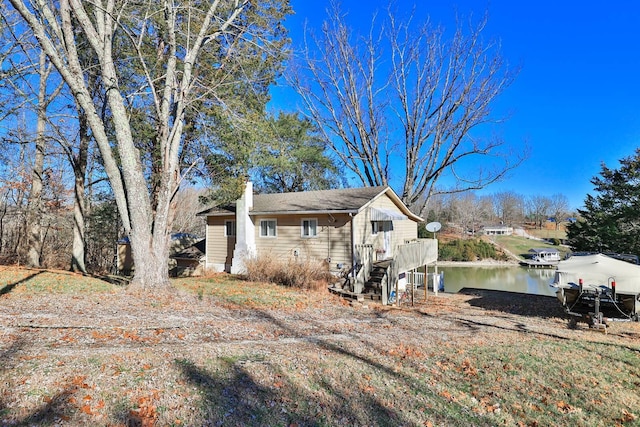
[249, 209, 359, 216]
[358, 187, 424, 222]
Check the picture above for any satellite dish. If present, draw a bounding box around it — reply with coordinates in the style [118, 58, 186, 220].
[425, 222, 442, 233]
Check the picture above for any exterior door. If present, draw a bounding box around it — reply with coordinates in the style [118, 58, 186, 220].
[372, 220, 394, 260]
[383, 226, 392, 259]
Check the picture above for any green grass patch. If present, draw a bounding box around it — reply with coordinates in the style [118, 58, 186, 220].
[493, 235, 570, 259]
[528, 228, 567, 240]
[435, 339, 640, 425]
[166, 336, 640, 426]
[0, 266, 117, 295]
[0, 266, 323, 310]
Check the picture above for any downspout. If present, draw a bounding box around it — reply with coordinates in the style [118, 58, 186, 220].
[327, 213, 335, 263]
[349, 212, 355, 282]
[327, 221, 331, 262]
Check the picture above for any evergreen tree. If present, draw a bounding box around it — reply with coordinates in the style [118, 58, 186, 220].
[567, 149, 640, 255]
[254, 113, 341, 193]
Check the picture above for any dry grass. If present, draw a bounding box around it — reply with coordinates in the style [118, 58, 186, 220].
[1, 267, 640, 426]
[244, 254, 333, 291]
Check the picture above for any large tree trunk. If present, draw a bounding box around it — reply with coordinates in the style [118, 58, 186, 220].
[70, 111, 89, 273]
[22, 50, 49, 267]
[7, 0, 255, 291]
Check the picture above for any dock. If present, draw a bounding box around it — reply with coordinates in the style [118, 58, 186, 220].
[519, 260, 558, 268]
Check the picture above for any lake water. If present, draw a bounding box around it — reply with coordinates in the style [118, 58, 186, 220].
[438, 266, 558, 297]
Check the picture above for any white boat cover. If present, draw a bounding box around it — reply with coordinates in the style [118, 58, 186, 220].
[553, 254, 640, 295]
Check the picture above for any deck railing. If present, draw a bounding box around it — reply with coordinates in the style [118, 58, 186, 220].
[406, 271, 444, 291]
[353, 244, 373, 293]
[384, 239, 439, 304]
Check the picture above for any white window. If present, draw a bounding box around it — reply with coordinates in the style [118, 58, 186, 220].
[301, 219, 318, 238]
[371, 221, 393, 235]
[224, 220, 236, 237]
[260, 219, 277, 237]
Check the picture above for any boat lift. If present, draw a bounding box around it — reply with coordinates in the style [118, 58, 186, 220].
[552, 254, 640, 331]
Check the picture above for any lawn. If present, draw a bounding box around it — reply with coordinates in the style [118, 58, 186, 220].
[527, 228, 567, 240]
[492, 235, 571, 260]
[1, 267, 640, 426]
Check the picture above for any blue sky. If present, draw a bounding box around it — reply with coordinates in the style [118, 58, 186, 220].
[269, 0, 640, 210]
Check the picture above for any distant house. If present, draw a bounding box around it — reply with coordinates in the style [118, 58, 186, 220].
[117, 233, 202, 275]
[482, 225, 513, 236]
[528, 248, 561, 263]
[197, 182, 438, 303]
[171, 239, 206, 277]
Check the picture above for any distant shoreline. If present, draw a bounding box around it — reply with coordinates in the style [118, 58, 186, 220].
[436, 259, 521, 267]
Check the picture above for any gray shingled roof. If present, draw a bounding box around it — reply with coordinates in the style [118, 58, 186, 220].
[198, 186, 389, 216]
[252, 186, 387, 214]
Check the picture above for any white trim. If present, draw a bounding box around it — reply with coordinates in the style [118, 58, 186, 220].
[259, 218, 277, 237]
[301, 218, 318, 238]
[358, 187, 424, 222]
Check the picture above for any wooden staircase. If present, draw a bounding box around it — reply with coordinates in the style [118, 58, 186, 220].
[362, 260, 391, 300]
[328, 259, 392, 302]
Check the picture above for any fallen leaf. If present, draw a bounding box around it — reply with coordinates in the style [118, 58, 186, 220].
[620, 410, 637, 422]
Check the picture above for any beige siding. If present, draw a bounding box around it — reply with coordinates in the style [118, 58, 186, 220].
[204, 191, 419, 273]
[253, 213, 352, 270]
[352, 194, 418, 259]
[206, 215, 235, 271]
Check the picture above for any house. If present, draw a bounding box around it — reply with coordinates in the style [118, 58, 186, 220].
[528, 248, 561, 263]
[117, 233, 201, 275]
[198, 182, 438, 303]
[482, 225, 513, 236]
[171, 239, 206, 277]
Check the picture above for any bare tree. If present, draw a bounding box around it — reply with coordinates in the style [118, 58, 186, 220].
[549, 193, 569, 231]
[457, 193, 493, 236]
[527, 195, 551, 229]
[290, 2, 525, 213]
[2, 5, 105, 273]
[6, 0, 289, 290]
[21, 50, 65, 267]
[1, 7, 66, 267]
[0, 130, 33, 260]
[492, 191, 525, 227]
[171, 186, 207, 237]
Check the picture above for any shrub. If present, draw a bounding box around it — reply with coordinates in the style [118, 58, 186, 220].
[244, 254, 333, 291]
[438, 239, 507, 261]
[418, 222, 428, 238]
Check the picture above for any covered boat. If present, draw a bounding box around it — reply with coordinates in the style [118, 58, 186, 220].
[551, 253, 640, 325]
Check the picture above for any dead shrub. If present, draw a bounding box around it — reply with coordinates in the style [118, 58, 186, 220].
[244, 254, 333, 290]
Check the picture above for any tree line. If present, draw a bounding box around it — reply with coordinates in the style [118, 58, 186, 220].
[427, 147, 640, 262]
[421, 191, 573, 235]
[0, 0, 523, 289]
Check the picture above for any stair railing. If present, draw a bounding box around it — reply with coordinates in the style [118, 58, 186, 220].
[353, 244, 373, 293]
